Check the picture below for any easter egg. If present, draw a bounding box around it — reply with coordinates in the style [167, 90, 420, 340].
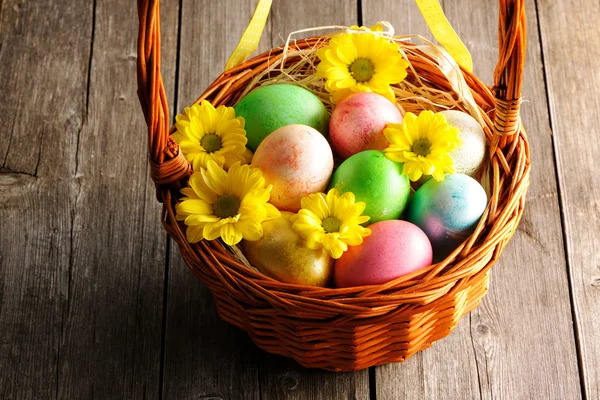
[252, 124, 334, 212]
[406, 174, 488, 257]
[440, 110, 487, 178]
[328, 150, 410, 224]
[243, 212, 334, 287]
[234, 84, 330, 151]
[329, 92, 404, 159]
[335, 220, 433, 288]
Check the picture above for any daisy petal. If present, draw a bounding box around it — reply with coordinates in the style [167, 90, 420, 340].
[202, 160, 228, 195]
[186, 225, 205, 243]
[236, 219, 263, 241]
[220, 223, 243, 245]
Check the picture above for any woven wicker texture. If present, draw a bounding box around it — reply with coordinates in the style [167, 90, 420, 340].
[136, 0, 529, 372]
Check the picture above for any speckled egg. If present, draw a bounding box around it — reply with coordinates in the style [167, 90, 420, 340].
[335, 220, 433, 288]
[406, 174, 488, 258]
[329, 92, 404, 159]
[234, 84, 330, 151]
[242, 212, 334, 287]
[440, 110, 487, 178]
[328, 150, 410, 224]
[252, 124, 334, 212]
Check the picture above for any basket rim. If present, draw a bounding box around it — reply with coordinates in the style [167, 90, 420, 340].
[158, 35, 531, 309]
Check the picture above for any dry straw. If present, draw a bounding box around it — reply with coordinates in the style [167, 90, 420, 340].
[137, 0, 529, 371]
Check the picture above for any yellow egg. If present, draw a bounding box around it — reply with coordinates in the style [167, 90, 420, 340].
[251, 124, 334, 212]
[242, 212, 334, 287]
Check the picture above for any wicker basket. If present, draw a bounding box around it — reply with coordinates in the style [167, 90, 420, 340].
[136, 0, 529, 372]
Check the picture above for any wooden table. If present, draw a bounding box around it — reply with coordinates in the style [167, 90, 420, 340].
[1, 0, 598, 398]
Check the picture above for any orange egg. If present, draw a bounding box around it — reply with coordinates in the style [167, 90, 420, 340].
[251, 124, 334, 212]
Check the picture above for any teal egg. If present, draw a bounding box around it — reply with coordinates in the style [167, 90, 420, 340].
[234, 84, 330, 151]
[328, 150, 411, 224]
[406, 174, 487, 258]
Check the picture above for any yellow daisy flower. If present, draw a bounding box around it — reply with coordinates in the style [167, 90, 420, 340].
[176, 160, 280, 246]
[315, 30, 409, 104]
[384, 110, 462, 182]
[173, 100, 252, 171]
[290, 189, 371, 259]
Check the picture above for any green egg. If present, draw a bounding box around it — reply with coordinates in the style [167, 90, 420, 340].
[328, 150, 411, 224]
[234, 84, 330, 151]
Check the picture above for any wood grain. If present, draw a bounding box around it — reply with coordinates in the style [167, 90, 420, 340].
[364, 0, 582, 399]
[0, 0, 93, 398]
[537, 0, 600, 398]
[0, 0, 177, 399]
[53, 0, 179, 399]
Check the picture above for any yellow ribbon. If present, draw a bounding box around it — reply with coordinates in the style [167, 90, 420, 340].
[415, 0, 472, 72]
[226, 0, 471, 74]
[225, 0, 272, 71]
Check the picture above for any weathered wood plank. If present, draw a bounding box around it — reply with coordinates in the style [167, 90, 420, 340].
[129, 1, 180, 394]
[363, 0, 433, 40]
[257, 2, 370, 399]
[0, 1, 93, 398]
[447, 1, 581, 397]
[364, 0, 582, 399]
[259, 354, 370, 400]
[53, 0, 177, 399]
[537, 0, 600, 398]
[162, 1, 271, 399]
[362, 2, 480, 399]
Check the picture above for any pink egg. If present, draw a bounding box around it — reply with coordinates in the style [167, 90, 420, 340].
[251, 124, 334, 212]
[329, 92, 404, 159]
[335, 220, 432, 288]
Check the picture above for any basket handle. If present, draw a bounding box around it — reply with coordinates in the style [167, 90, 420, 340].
[136, 0, 526, 191]
[492, 0, 526, 139]
[137, 0, 191, 193]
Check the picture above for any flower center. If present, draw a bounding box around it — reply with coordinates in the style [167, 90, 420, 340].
[201, 134, 222, 153]
[322, 216, 342, 233]
[349, 58, 374, 82]
[412, 139, 432, 157]
[213, 194, 241, 218]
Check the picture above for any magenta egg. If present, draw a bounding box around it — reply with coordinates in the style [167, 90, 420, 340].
[329, 92, 403, 159]
[334, 220, 433, 288]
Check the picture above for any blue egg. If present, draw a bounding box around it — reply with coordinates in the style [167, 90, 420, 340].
[406, 174, 487, 258]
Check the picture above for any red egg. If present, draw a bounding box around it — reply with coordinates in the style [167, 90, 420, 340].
[329, 92, 403, 159]
[335, 220, 432, 288]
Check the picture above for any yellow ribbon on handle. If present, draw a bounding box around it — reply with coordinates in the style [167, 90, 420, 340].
[415, 0, 473, 72]
[225, 0, 272, 71]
